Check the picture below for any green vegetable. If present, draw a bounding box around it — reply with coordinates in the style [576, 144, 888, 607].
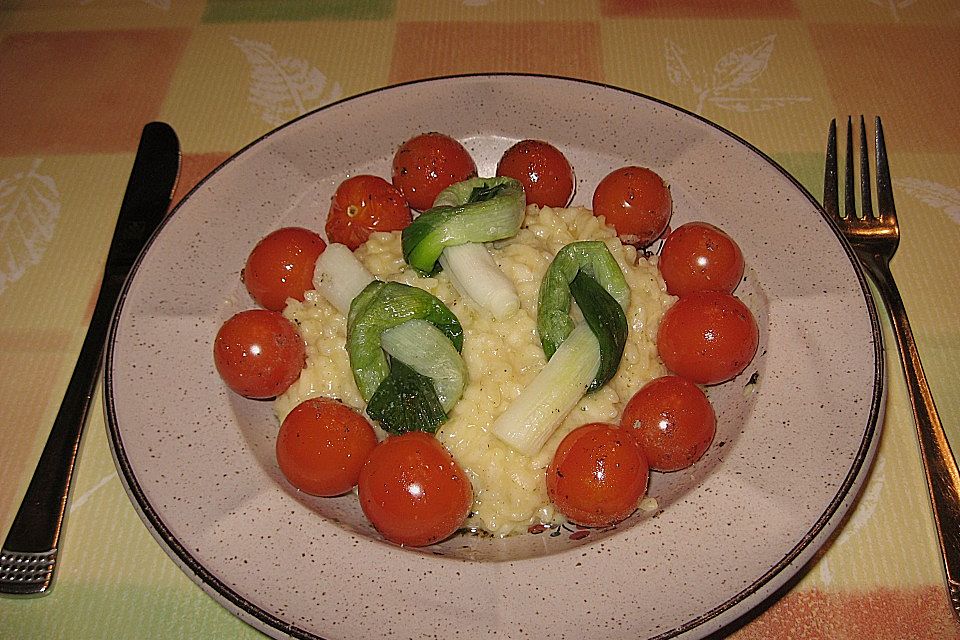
[347, 281, 463, 403]
[314, 242, 375, 316]
[380, 319, 467, 413]
[438, 243, 519, 319]
[537, 240, 630, 360]
[490, 324, 601, 456]
[401, 176, 525, 275]
[365, 359, 447, 435]
[568, 270, 627, 391]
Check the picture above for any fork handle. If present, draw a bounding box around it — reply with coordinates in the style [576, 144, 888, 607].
[861, 253, 960, 610]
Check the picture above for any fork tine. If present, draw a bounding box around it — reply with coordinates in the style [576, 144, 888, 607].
[844, 116, 857, 220]
[823, 118, 840, 219]
[859, 116, 875, 219]
[875, 116, 897, 224]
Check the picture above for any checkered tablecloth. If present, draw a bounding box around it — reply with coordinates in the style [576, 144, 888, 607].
[2, 1, 959, 638]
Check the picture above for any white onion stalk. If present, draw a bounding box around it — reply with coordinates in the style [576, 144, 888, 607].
[491, 324, 601, 456]
[380, 319, 467, 413]
[439, 243, 519, 319]
[313, 243, 374, 316]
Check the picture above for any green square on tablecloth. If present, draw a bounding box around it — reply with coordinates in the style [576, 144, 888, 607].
[203, 0, 396, 23]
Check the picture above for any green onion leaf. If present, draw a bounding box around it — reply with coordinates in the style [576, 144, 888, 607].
[366, 359, 447, 435]
[569, 270, 627, 391]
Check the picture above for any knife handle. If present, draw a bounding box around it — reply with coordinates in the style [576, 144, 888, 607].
[0, 122, 179, 596]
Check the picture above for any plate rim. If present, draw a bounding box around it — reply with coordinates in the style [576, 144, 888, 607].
[104, 72, 885, 640]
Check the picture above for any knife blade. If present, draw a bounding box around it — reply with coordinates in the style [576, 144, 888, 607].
[0, 122, 180, 596]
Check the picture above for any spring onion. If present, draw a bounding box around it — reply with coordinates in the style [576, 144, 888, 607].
[314, 243, 375, 316]
[380, 318, 467, 413]
[403, 178, 521, 273]
[490, 324, 601, 456]
[365, 359, 448, 435]
[438, 243, 519, 319]
[537, 240, 630, 360]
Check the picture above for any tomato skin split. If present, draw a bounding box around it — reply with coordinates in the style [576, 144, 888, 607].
[326, 175, 412, 250]
[546, 422, 649, 528]
[358, 432, 472, 547]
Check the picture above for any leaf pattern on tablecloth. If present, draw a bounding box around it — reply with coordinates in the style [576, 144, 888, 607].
[231, 37, 343, 127]
[896, 178, 960, 224]
[0, 160, 61, 296]
[665, 35, 812, 115]
[867, 0, 916, 21]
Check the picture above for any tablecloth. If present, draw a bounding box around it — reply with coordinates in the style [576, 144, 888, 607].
[1, 1, 959, 638]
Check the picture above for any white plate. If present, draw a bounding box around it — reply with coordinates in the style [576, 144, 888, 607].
[105, 74, 883, 640]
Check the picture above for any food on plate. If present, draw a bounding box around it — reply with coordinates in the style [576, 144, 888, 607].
[592, 166, 672, 248]
[358, 431, 473, 547]
[242, 226, 326, 311]
[658, 221, 744, 296]
[276, 397, 378, 496]
[278, 203, 675, 537]
[546, 422, 650, 527]
[496, 139, 575, 208]
[213, 133, 760, 545]
[213, 309, 305, 399]
[325, 174, 411, 250]
[656, 290, 759, 385]
[391, 132, 478, 210]
[621, 375, 716, 471]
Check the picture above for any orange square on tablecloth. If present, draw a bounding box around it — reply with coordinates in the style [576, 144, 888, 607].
[809, 24, 960, 153]
[388, 21, 603, 84]
[0, 29, 190, 156]
[599, 0, 800, 18]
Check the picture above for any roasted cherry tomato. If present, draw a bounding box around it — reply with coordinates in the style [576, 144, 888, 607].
[276, 397, 378, 497]
[546, 422, 649, 528]
[326, 174, 412, 250]
[496, 139, 575, 208]
[621, 376, 716, 472]
[213, 309, 305, 399]
[391, 132, 477, 210]
[358, 432, 472, 547]
[242, 227, 326, 311]
[592, 166, 672, 248]
[659, 222, 744, 297]
[656, 291, 759, 385]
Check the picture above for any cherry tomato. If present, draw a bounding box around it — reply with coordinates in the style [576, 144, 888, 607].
[391, 132, 477, 210]
[276, 397, 378, 497]
[358, 432, 472, 547]
[659, 222, 744, 297]
[496, 139, 575, 208]
[213, 309, 305, 399]
[621, 376, 716, 472]
[546, 422, 649, 528]
[326, 175, 412, 250]
[242, 227, 326, 311]
[657, 291, 758, 385]
[592, 166, 672, 248]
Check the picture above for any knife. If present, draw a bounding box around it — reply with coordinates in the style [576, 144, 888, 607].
[0, 122, 181, 596]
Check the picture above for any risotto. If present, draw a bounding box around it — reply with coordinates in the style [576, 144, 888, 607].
[275, 204, 675, 536]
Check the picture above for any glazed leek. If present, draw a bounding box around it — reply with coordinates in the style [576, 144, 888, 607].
[314, 243, 375, 316]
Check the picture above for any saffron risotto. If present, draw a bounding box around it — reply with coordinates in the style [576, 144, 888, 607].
[275, 205, 675, 536]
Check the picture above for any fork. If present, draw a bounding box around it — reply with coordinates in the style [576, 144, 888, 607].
[824, 116, 960, 618]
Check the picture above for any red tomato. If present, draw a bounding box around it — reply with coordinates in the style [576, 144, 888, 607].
[659, 222, 744, 297]
[621, 376, 716, 472]
[213, 309, 305, 399]
[657, 291, 758, 385]
[391, 133, 478, 210]
[592, 166, 672, 248]
[242, 227, 326, 311]
[276, 397, 378, 497]
[496, 139, 575, 208]
[326, 175, 412, 250]
[546, 422, 649, 528]
[358, 432, 472, 547]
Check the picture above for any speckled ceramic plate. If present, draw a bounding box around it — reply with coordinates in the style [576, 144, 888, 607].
[105, 74, 883, 640]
